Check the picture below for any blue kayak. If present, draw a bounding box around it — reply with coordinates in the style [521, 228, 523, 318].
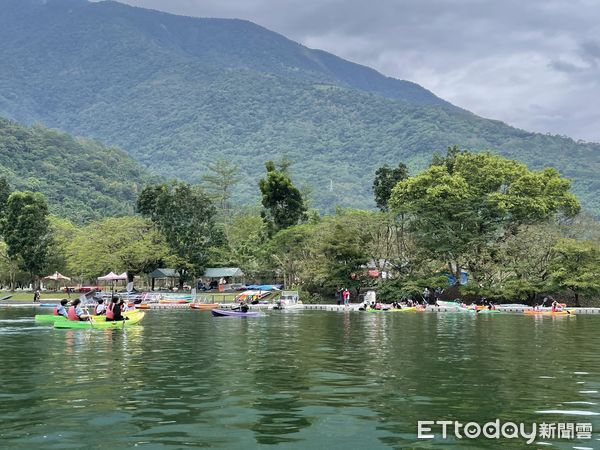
[211, 309, 264, 317]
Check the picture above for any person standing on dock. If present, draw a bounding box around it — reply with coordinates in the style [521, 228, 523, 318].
[33, 289, 40, 303]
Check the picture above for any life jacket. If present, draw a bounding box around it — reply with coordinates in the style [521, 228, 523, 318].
[94, 304, 104, 316]
[106, 303, 115, 320]
[54, 306, 59, 316]
[67, 306, 79, 321]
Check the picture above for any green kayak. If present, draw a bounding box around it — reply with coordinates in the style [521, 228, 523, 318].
[477, 309, 503, 315]
[36, 309, 141, 324]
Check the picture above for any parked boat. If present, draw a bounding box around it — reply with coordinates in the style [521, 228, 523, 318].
[271, 291, 302, 310]
[190, 303, 219, 310]
[211, 309, 264, 317]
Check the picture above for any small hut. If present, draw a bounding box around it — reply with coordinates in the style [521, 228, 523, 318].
[148, 268, 180, 291]
[203, 267, 245, 291]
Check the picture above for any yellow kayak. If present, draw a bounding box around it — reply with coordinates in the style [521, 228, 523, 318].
[54, 311, 145, 329]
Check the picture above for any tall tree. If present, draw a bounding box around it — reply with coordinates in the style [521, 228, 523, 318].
[137, 182, 225, 283]
[549, 238, 600, 306]
[201, 159, 239, 215]
[0, 177, 12, 219]
[389, 150, 580, 284]
[3, 191, 51, 286]
[259, 161, 307, 234]
[68, 216, 172, 280]
[372, 162, 408, 211]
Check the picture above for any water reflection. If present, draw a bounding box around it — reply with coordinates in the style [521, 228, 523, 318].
[0, 309, 598, 448]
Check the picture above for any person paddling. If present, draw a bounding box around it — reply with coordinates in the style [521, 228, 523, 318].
[54, 299, 69, 318]
[67, 299, 90, 321]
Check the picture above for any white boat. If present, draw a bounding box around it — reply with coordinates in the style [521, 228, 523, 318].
[272, 291, 302, 310]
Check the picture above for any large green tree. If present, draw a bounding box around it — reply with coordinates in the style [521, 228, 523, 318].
[259, 161, 307, 234]
[67, 216, 173, 280]
[549, 238, 600, 306]
[137, 182, 225, 283]
[389, 149, 580, 284]
[3, 191, 51, 286]
[372, 162, 408, 211]
[201, 159, 239, 215]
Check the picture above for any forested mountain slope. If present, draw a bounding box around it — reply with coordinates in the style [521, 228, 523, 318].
[0, 0, 598, 213]
[0, 118, 152, 222]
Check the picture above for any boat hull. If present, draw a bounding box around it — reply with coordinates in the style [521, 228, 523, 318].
[190, 303, 219, 310]
[211, 309, 263, 317]
[54, 312, 145, 329]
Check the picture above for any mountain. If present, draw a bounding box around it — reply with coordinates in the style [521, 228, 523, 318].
[0, 117, 153, 222]
[0, 0, 598, 214]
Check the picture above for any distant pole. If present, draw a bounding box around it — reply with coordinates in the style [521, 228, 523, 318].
[329, 179, 333, 192]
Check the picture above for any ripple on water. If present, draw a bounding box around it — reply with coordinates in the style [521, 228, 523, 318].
[2, 309, 600, 449]
[536, 410, 600, 416]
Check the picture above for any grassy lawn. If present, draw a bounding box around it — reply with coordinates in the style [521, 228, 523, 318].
[0, 291, 69, 302]
[0, 291, 244, 303]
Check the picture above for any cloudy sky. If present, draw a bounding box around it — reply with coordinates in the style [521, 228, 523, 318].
[107, 0, 599, 142]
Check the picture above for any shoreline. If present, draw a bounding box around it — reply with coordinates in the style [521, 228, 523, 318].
[8, 302, 600, 314]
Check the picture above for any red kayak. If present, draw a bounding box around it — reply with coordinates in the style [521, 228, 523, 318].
[190, 303, 219, 310]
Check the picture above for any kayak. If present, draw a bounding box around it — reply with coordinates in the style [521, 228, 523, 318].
[54, 311, 145, 329]
[190, 303, 219, 310]
[477, 309, 503, 315]
[436, 301, 462, 308]
[36, 309, 141, 323]
[211, 309, 264, 317]
[159, 299, 190, 304]
[367, 307, 418, 313]
[524, 309, 575, 316]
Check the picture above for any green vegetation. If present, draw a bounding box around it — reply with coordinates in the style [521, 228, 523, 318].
[389, 148, 580, 284]
[259, 161, 307, 234]
[0, 118, 153, 222]
[0, 149, 597, 305]
[3, 191, 50, 287]
[1, 0, 598, 215]
[137, 183, 225, 284]
[372, 162, 409, 211]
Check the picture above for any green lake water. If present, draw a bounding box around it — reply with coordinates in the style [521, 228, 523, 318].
[0, 308, 599, 449]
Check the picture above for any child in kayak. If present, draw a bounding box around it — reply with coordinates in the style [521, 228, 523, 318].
[94, 298, 106, 316]
[55, 299, 69, 318]
[67, 299, 90, 321]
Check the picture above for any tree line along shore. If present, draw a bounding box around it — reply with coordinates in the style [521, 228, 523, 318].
[0, 147, 598, 306]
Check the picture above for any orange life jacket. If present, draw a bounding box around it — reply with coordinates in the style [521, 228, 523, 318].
[67, 306, 79, 321]
[105, 303, 115, 320]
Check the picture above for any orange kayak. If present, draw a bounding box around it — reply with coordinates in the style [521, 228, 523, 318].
[524, 309, 575, 316]
[159, 299, 189, 304]
[190, 303, 219, 310]
[136, 304, 152, 309]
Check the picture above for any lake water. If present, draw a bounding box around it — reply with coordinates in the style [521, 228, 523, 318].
[0, 308, 599, 449]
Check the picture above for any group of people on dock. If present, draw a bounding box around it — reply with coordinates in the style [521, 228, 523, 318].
[54, 297, 129, 321]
